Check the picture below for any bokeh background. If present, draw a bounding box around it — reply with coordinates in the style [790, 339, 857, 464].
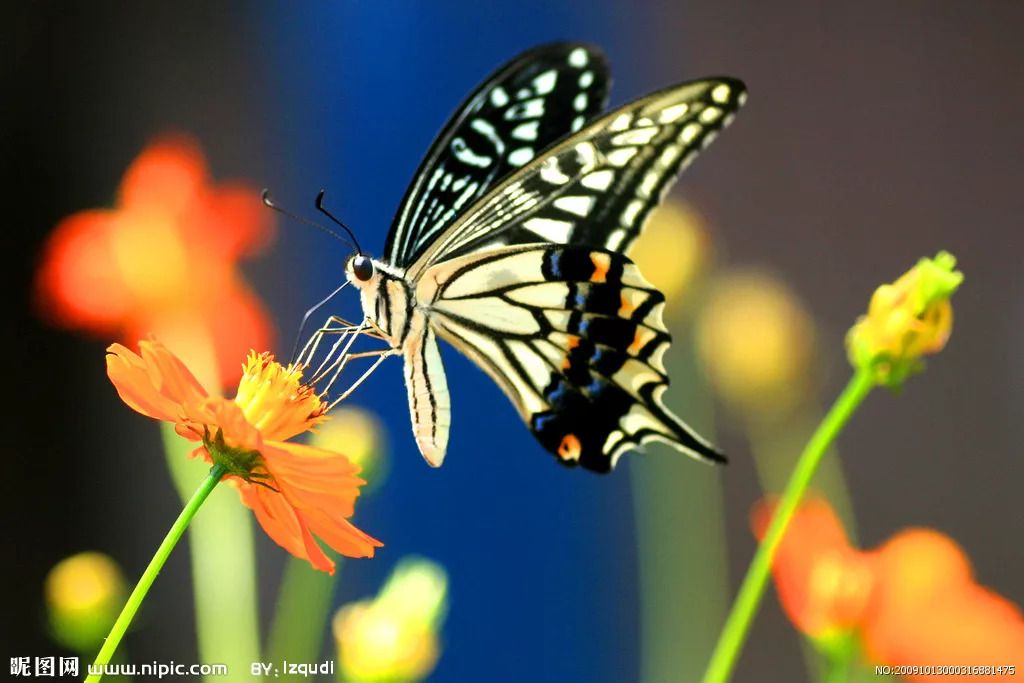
[5, 2, 1023, 681]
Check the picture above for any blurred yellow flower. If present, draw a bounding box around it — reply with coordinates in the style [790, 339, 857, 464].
[847, 251, 963, 387]
[45, 552, 126, 653]
[333, 558, 448, 683]
[695, 271, 817, 421]
[311, 407, 388, 491]
[628, 201, 711, 313]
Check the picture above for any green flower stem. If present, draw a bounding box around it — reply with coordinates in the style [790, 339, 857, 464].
[702, 368, 876, 683]
[266, 554, 341, 679]
[86, 464, 226, 683]
[162, 423, 261, 682]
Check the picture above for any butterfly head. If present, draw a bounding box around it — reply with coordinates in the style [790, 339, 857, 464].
[345, 253, 376, 285]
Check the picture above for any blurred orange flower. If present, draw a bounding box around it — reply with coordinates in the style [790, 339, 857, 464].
[107, 339, 381, 573]
[753, 498, 1024, 678]
[35, 136, 275, 387]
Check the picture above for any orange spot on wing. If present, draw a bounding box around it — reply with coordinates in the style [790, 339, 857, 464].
[558, 433, 582, 461]
[628, 328, 649, 355]
[619, 292, 636, 317]
[590, 253, 611, 283]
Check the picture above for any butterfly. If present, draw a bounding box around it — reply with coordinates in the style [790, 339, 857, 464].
[317, 43, 745, 473]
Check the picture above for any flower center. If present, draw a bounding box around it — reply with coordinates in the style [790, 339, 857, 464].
[233, 351, 326, 441]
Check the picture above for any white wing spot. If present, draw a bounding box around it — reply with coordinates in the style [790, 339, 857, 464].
[571, 115, 585, 132]
[508, 147, 534, 166]
[606, 147, 638, 167]
[512, 121, 539, 141]
[452, 138, 492, 168]
[523, 217, 573, 242]
[659, 103, 689, 124]
[451, 176, 467, 192]
[711, 84, 731, 104]
[659, 144, 682, 167]
[581, 169, 615, 191]
[574, 141, 598, 170]
[606, 228, 627, 250]
[621, 199, 644, 227]
[699, 106, 723, 124]
[608, 113, 633, 132]
[533, 70, 558, 95]
[554, 195, 595, 217]
[490, 87, 509, 107]
[504, 98, 545, 120]
[611, 127, 659, 146]
[539, 158, 571, 185]
[701, 130, 719, 149]
[639, 170, 660, 198]
[579, 71, 594, 88]
[568, 48, 588, 67]
[680, 123, 703, 144]
[573, 93, 588, 112]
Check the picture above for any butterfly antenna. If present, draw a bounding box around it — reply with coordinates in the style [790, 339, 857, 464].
[316, 189, 363, 255]
[261, 189, 358, 252]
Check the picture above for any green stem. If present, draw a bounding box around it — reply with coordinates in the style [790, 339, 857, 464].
[266, 554, 341, 680]
[85, 464, 226, 683]
[702, 369, 876, 683]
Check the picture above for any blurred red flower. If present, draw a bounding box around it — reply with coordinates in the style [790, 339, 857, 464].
[753, 497, 1024, 679]
[35, 136, 275, 386]
[107, 339, 382, 573]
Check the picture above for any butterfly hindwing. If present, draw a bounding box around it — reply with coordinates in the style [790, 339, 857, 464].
[415, 244, 724, 471]
[407, 77, 746, 278]
[384, 43, 611, 269]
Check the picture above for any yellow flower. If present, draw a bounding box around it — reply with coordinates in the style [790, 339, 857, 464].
[310, 407, 388, 491]
[333, 558, 448, 683]
[695, 270, 817, 421]
[45, 552, 126, 653]
[628, 201, 711, 314]
[846, 251, 963, 387]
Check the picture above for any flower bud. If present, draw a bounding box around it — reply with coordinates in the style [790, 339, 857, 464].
[333, 558, 448, 682]
[846, 251, 962, 387]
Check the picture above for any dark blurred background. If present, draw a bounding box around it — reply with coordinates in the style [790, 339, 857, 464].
[4, 2, 1022, 681]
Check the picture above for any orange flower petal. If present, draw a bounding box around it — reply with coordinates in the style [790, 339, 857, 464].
[119, 136, 207, 213]
[752, 497, 872, 636]
[191, 184, 275, 260]
[264, 442, 382, 559]
[35, 210, 132, 332]
[863, 529, 1024, 669]
[106, 340, 208, 423]
[240, 483, 335, 573]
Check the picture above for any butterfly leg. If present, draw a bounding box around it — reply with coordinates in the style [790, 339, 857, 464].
[325, 348, 398, 410]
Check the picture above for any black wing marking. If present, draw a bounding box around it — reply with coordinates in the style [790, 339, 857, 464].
[418, 244, 724, 472]
[384, 43, 611, 269]
[407, 78, 746, 278]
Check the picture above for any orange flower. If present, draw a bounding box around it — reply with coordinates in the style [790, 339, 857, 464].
[35, 136, 274, 387]
[751, 498, 873, 640]
[753, 498, 1024, 676]
[106, 339, 381, 573]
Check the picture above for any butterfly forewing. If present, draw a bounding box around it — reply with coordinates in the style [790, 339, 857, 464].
[407, 78, 746, 278]
[384, 43, 611, 269]
[415, 244, 724, 471]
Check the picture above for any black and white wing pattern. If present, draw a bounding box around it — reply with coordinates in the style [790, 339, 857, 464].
[415, 244, 723, 471]
[407, 77, 746, 279]
[383, 43, 610, 269]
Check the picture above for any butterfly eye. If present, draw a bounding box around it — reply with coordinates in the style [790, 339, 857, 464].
[351, 255, 374, 282]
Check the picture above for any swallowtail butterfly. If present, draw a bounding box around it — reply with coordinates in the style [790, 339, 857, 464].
[325, 43, 745, 472]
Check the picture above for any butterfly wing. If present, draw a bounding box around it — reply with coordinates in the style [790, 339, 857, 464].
[384, 43, 610, 269]
[406, 78, 746, 279]
[415, 244, 724, 472]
